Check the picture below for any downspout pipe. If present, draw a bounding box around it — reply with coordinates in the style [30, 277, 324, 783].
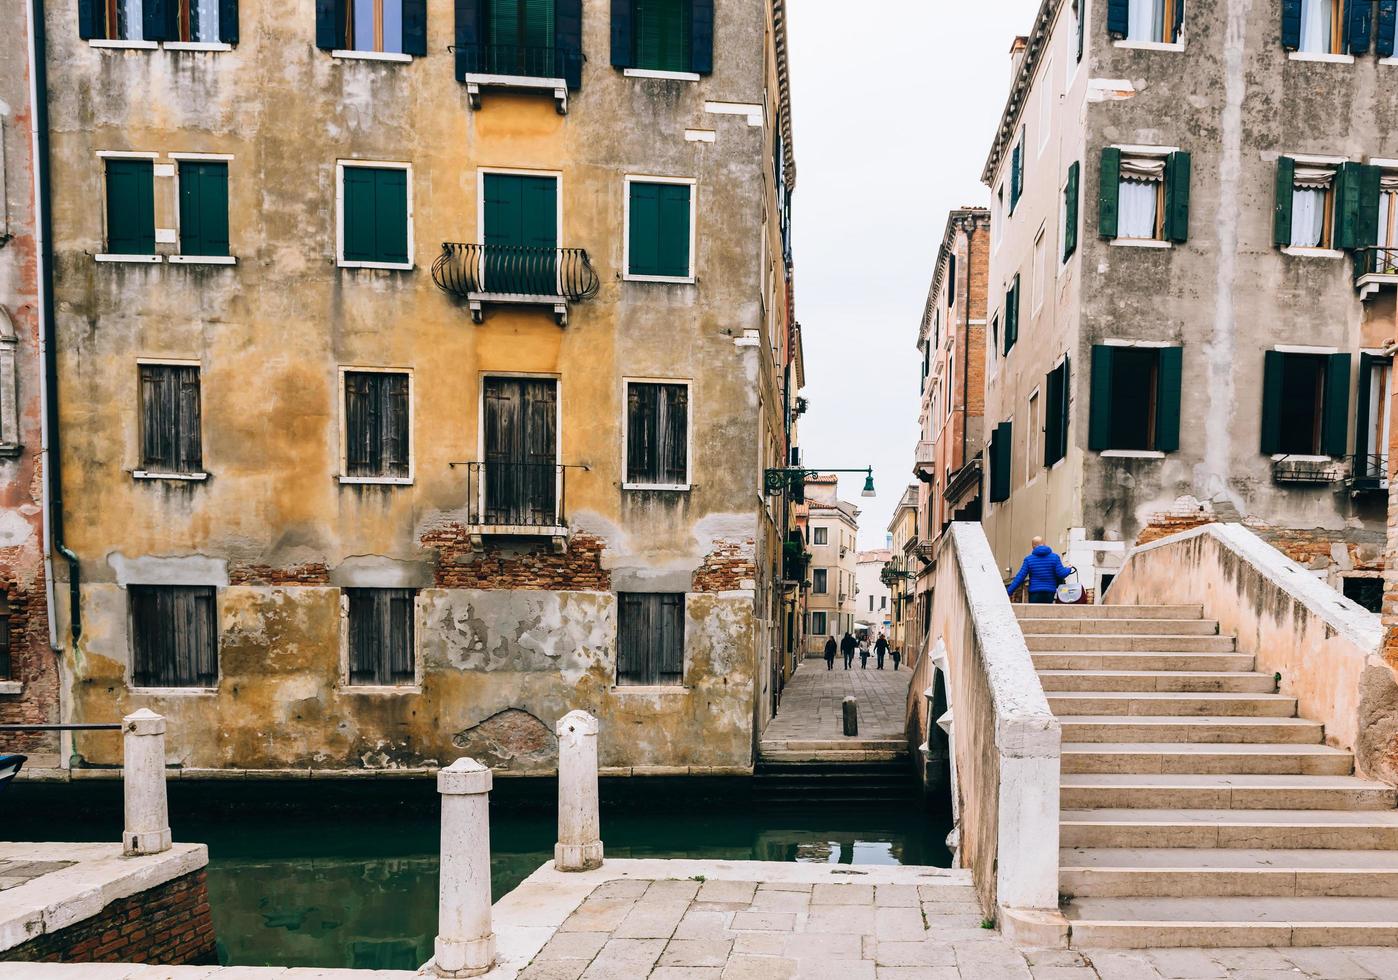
[959, 216, 976, 473]
[27, 0, 81, 648]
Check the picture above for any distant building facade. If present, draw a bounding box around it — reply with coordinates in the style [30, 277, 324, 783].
[981, 0, 1392, 600]
[853, 549, 892, 639]
[803, 475, 858, 652]
[886, 486, 918, 657]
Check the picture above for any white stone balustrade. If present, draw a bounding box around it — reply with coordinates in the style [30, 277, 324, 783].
[122, 708, 171, 856]
[433, 758, 496, 978]
[554, 710, 603, 871]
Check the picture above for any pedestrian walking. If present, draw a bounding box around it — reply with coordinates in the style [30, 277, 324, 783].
[840, 632, 857, 670]
[874, 632, 889, 670]
[824, 636, 837, 671]
[891, 647, 901, 670]
[1006, 536, 1074, 605]
[859, 639, 870, 669]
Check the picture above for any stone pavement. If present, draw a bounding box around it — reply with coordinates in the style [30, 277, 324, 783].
[762, 661, 912, 747]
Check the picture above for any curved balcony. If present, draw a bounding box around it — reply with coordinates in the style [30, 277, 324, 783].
[432, 243, 600, 326]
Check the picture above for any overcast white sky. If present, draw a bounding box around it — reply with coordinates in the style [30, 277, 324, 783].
[787, 0, 1042, 549]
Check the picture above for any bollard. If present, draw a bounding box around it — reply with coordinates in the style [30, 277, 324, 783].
[554, 710, 603, 872]
[842, 696, 859, 737]
[434, 758, 496, 978]
[122, 709, 171, 856]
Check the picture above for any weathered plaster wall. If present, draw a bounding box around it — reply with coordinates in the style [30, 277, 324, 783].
[44, 0, 784, 770]
[1109, 523, 1398, 784]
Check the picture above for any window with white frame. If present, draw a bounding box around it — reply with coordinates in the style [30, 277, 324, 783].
[810, 610, 827, 635]
[1126, 0, 1181, 43]
[1298, 0, 1343, 55]
[342, 369, 411, 481]
[812, 526, 828, 545]
[338, 162, 411, 269]
[812, 568, 828, 594]
[1026, 389, 1042, 481]
[349, 0, 405, 53]
[1118, 155, 1165, 239]
[625, 380, 689, 487]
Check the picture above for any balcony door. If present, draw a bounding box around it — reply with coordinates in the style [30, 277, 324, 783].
[482, 172, 558, 296]
[483, 377, 558, 526]
[485, 0, 555, 77]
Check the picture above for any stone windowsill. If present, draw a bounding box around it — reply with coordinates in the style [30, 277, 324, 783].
[167, 254, 236, 265]
[1271, 453, 1333, 462]
[340, 259, 414, 271]
[624, 67, 700, 81]
[133, 470, 209, 481]
[164, 41, 232, 51]
[612, 685, 689, 695]
[622, 482, 691, 492]
[88, 38, 159, 49]
[1113, 39, 1185, 52]
[1100, 449, 1166, 459]
[0, 680, 21, 695]
[1288, 50, 1355, 64]
[341, 683, 422, 695]
[95, 253, 162, 263]
[126, 686, 219, 695]
[0, 442, 21, 458]
[1110, 238, 1172, 249]
[1281, 246, 1343, 259]
[332, 49, 413, 63]
[339, 475, 414, 486]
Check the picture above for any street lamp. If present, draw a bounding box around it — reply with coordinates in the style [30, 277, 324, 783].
[763, 465, 877, 498]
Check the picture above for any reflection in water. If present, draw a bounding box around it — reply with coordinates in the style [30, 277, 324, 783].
[2, 779, 951, 969]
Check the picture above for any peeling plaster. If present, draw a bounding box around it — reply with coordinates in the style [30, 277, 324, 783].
[107, 553, 229, 587]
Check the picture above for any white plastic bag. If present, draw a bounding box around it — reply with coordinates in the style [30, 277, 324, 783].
[1056, 570, 1085, 604]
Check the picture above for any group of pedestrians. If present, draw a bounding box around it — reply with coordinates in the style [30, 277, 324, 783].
[823, 631, 899, 671]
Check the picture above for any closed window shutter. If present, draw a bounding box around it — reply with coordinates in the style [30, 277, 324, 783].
[107, 159, 155, 255]
[658, 183, 691, 277]
[219, 0, 238, 42]
[690, 0, 712, 73]
[345, 372, 374, 474]
[991, 421, 1013, 502]
[617, 593, 646, 683]
[140, 364, 173, 470]
[634, 0, 689, 71]
[1010, 134, 1023, 213]
[1356, 163, 1381, 247]
[1106, 0, 1128, 36]
[1356, 352, 1374, 458]
[1281, 0, 1301, 49]
[1088, 344, 1115, 451]
[1348, 0, 1371, 53]
[1154, 346, 1183, 453]
[402, 0, 427, 55]
[132, 586, 217, 688]
[628, 181, 660, 276]
[179, 162, 229, 257]
[144, 0, 176, 41]
[1058, 354, 1071, 462]
[610, 0, 633, 67]
[387, 590, 415, 682]
[1003, 275, 1020, 355]
[342, 168, 376, 262]
[317, 0, 346, 49]
[1172, 0, 1184, 41]
[1380, 0, 1397, 57]
[626, 382, 657, 482]
[176, 366, 203, 472]
[78, 0, 99, 39]
[662, 385, 687, 484]
[1098, 147, 1121, 239]
[1335, 162, 1361, 250]
[1273, 156, 1295, 248]
[1260, 350, 1284, 454]
[456, 0, 482, 79]
[1044, 364, 1063, 468]
[1064, 161, 1080, 259]
[1164, 150, 1190, 243]
[384, 373, 410, 476]
[556, 0, 583, 87]
[1075, 0, 1085, 59]
[375, 168, 409, 264]
[1323, 353, 1352, 457]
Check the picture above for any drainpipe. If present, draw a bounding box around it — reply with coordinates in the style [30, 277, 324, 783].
[959, 216, 976, 472]
[27, 0, 81, 654]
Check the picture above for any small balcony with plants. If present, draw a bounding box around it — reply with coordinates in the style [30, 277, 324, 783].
[1354, 246, 1398, 301]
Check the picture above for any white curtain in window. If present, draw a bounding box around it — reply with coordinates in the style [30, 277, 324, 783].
[1127, 0, 1164, 41]
[1300, 0, 1332, 53]
[193, 0, 220, 41]
[1290, 187, 1327, 247]
[120, 0, 144, 40]
[1118, 178, 1159, 238]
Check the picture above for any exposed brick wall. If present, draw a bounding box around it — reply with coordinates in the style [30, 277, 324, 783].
[1138, 511, 1385, 573]
[422, 526, 611, 590]
[4, 869, 216, 965]
[0, 555, 58, 757]
[692, 540, 757, 592]
[227, 561, 331, 586]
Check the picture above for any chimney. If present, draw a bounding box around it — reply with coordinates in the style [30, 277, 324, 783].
[1009, 34, 1029, 81]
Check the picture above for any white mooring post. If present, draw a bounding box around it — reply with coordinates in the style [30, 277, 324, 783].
[434, 758, 496, 978]
[554, 710, 603, 872]
[122, 708, 172, 856]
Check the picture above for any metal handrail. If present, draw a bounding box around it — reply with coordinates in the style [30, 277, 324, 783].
[1354, 246, 1398, 279]
[457, 461, 572, 529]
[1271, 454, 1342, 484]
[432, 243, 600, 302]
[1345, 452, 1389, 489]
[457, 42, 579, 81]
[0, 723, 122, 731]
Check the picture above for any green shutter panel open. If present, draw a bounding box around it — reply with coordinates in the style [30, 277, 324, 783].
[1164, 151, 1190, 243]
[374, 168, 409, 264]
[611, 0, 634, 67]
[1323, 353, 1352, 457]
[556, 0, 583, 87]
[1106, 0, 1129, 36]
[657, 183, 691, 277]
[1281, 0, 1302, 48]
[1274, 156, 1295, 247]
[991, 421, 1013, 503]
[628, 181, 659, 276]
[1155, 346, 1183, 453]
[106, 159, 155, 255]
[1088, 344, 1114, 451]
[1355, 352, 1374, 458]
[1356, 163, 1381, 248]
[691, 0, 713, 73]
[78, 0, 99, 38]
[1335, 163, 1361, 250]
[1260, 350, 1284, 454]
[1099, 147, 1121, 239]
[1064, 161, 1080, 260]
[316, 0, 345, 49]
[401, 0, 427, 55]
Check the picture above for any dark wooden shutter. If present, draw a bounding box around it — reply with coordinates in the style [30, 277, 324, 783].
[1106, 0, 1128, 37]
[140, 364, 173, 470]
[626, 382, 657, 482]
[1380, 0, 1397, 57]
[219, 0, 238, 42]
[1099, 147, 1121, 239]
[1003, 276, 1019, 355]
[1063, 161, 1080, 260]
[1010, 135, 1023, 213]
[556, 0, 583, 87]
[383, 373, 410, 476]
[179, 162, 229, 257]
[1323, 353, 1352, 458]
[78, 0, 100, 39]
[387, 590, 415, 681]
[690, 0, 712, 73]
[659, 384, 687, 484]
[176, 366, 203, 472]
[344, 372, 373, 475]
[132, 586, 216, 688]
[1357, 163, 1382, 248]
[1335, 163, 1361, 250]
[617, 593, 646, 683]
[106, 159, 155, 255]
[656, 593, 684, 682]
[1260, 350, 1284, 454]
[1348, 0, 1371, 53]
[402, 0, 427, 55]
[1075, 0, 1085, 59]
[1088, 344, 1115, 451]
[1058, 354, 1071, 463]
[990, 421, 1012, 502]
[456, 0, 482, 79]
[144, 0, 176, 42]
[317, 0, 346, 50]
[346, 372, 409, 477]
[1155, 346, 1183, 453]
[1044, 364, 1064, 467]
[1281, 0, 1301, 48]
[1356, 352, 1375, 458]
[610, 0, 633, 67]
[1164, 151, 1190, 243]
[1273, 156, 1295, 247]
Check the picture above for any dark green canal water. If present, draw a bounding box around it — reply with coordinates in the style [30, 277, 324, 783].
[2, 777, 951, 969]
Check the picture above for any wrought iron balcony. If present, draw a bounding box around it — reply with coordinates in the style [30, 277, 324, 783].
[1354, 246, 1398, 301]
[452, 461, 580, 552]
[433, 243, 599, 326]
[1346, 453, 1390, 493]
[1271, 455, 1343, 485]
[458, 44, 582, 113]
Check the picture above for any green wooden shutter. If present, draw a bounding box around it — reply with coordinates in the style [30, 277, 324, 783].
[635, 0, 690, 71]
[628, 181, 660, 276]
[1260, 350, 1284, 454]
[1063, 161, 1080, 260]
[343, 168, 375, 262]
[990, 421, 1012, 503]
[106, 159, 155, 255]
[1335, 162, 1361, 250]
[1164, 150, 1190, 243]
[556, 0, 582, 86]
[374, 168, 408, 264]
[1155, 346, 1183, 453]
[483, 172, 522, 247]
[610, 0, 634, 67]
[1357, 163, 1382, 248]
[1106, 0, 1129, 36]
[179, 162, 229, 257]
[1274, 156, 1295, 247]
[1088, 344, 1115, 451]
[1355, 352, 1375, 458]
[657, 183, 691, 277]
[1281, 0, 1302, 48]
[690, 0, 712, 73]
[1044, 362, 1064, 467]
[401, 0, 427, 56]
[1004, 276, 1019, 355]
[1323, 353, 1352, 457]
[1099, 147, 1121, 239]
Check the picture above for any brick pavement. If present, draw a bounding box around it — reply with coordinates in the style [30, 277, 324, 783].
[763, 660, 912, 746]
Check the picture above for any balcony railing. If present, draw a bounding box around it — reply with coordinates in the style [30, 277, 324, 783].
[1346, 453, 1389, 492]
[1353, 246, 1398, 300]
[1271, 455, 1343, 485]
[453, 461, 579, 550]
[914, 440, 935, 482]
[458, 44, 582, 113]
[433, 243, 599, 326]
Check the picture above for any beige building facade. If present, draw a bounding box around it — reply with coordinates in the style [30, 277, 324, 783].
[802, 474, 858, 653]
[41, 0, 799, 773]
[886, 486, 918, 656]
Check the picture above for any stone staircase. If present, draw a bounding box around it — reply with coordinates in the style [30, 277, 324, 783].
[1016, 602, 1398, 948]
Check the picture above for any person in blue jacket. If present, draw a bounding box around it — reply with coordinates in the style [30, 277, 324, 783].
[1006, 537, 1073, 604]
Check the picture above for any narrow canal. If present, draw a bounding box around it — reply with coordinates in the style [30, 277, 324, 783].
[3, 777, 952, 969]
